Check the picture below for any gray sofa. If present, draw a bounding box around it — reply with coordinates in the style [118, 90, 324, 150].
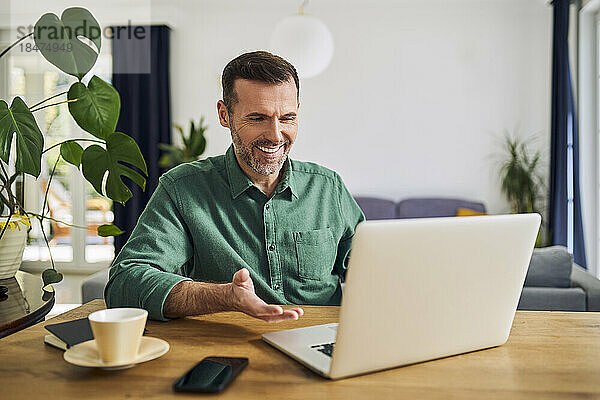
[81, 196, 600, 312]
[354, 197, 487, 220]
[354, 196, 600, 312]
[82, 268, 110, 304]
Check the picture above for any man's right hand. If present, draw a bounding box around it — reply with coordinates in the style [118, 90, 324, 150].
[229, 268, 304, 322]
[164, 268, 304, 321]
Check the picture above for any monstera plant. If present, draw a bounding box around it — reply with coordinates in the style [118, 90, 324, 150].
[0, 7, 147, 285]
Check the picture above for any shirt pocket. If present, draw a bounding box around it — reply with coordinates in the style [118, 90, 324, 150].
[293, 228, 336, 280]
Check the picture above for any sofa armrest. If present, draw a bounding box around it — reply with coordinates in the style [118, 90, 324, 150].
[81, 268, 110, 304]
[571, 264, 600, 311]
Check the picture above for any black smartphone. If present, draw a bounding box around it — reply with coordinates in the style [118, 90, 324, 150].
[173, 356, 248, 393]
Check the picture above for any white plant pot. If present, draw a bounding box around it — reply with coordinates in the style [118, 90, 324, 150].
[0, 218, 28, 279]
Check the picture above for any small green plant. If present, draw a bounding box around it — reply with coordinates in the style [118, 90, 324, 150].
[0, 7, 147, 285]
[159, 118, 208, 170]
[499, 133, 547, 246]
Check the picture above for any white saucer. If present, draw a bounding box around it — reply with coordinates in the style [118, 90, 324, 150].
[63, 337, 170, 370]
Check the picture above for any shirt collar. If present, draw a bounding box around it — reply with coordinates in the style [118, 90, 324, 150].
[275, 157, 298, 199]
[225, 144, 254, 199]
[225, 144, 298, 200]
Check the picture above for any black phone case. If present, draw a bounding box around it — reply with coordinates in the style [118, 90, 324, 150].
[173, 356, 249, 393]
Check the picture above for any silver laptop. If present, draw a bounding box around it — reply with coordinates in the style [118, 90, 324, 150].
[262, 213, 541, 379]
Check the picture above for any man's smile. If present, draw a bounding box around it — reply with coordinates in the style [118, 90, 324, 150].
[255, 144, 285, 158]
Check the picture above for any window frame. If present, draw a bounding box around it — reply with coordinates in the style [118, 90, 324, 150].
[578, 1, 600, 277]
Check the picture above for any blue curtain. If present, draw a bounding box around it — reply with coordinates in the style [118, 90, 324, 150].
[111, 25, 172, 254]
[549, 0, 587, 268]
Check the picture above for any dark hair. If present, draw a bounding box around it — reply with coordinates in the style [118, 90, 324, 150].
[221, 51, 300, 115]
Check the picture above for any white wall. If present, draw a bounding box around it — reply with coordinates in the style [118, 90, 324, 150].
[2, 0, 553, 215]
[169, 0, 552, 215]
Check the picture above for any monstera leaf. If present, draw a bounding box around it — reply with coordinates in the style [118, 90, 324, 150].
[68, 76, 120, 139]
[0, 97, 43, 178]
[60, 141, 84, 167]
[33, 7, 101, 80]
[97, 223, 125, 237]
[81, 132, 147, 204]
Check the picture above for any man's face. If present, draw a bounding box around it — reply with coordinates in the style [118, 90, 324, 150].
[218, 78, 299, 176]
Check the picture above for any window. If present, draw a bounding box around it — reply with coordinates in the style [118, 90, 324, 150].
[3, 30, 115, 273]
[578, 2, 600, 276]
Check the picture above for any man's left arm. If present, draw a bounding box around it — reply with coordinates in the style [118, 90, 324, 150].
[333, 173, 366, 278]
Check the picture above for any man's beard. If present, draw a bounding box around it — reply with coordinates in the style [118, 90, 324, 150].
[231, 125, 290, 176]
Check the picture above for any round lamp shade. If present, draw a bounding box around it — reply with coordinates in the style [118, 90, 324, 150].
[269, 14, 334, 79]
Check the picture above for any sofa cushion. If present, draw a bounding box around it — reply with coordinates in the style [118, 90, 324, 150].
[396, 198, 486, 219]
[353, 197, 396, 220]
[524, 246, 573, 288]
[456, 207, 487, 217]
[518, 287, 585, 311]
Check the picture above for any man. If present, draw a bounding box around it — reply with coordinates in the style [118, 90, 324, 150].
[105, 51, 365, 322]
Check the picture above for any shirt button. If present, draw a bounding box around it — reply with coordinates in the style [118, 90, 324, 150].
[268, 244, 275, 251]
[273, 283, 280, 290]
[265, 204, 270, 210]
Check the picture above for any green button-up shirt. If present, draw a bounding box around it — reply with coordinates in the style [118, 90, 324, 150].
[105, 145, 365, 321]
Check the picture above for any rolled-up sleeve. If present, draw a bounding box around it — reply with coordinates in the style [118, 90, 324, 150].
[105, 175, 193, 321]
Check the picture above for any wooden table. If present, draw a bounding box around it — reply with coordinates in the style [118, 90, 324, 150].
[0, 271, 54, 338]
[1, 300, 600, 399]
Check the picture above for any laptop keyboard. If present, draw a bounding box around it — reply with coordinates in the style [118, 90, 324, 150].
[311, 342, 335, 357]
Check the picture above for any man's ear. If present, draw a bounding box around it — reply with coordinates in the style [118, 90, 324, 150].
[217, 100, 230, 128]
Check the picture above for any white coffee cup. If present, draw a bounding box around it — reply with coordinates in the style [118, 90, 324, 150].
[88, 308, 148, 364]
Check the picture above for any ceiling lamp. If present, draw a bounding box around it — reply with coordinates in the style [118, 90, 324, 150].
[269, 0, 334, 79]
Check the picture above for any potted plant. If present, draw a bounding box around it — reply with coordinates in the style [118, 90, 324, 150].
[159, 117, 208, 170]
[498, 133, 547, 246]
[0, 7, 147, 286]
